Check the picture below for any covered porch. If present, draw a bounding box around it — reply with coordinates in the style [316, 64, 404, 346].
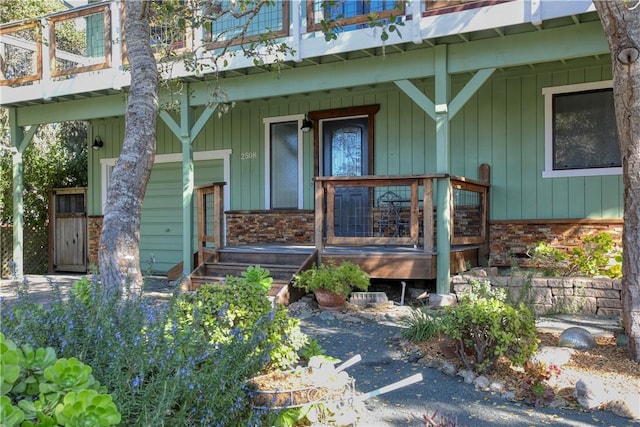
[188, 166, 490, 298]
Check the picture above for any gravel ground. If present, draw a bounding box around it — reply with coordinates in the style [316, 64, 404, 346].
[294, 301, 637, 427]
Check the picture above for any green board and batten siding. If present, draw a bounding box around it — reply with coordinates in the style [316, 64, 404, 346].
[140, 160, 224, 272]
[89, 58, 622, 273]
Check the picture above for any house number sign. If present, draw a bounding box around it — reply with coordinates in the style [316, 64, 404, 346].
[241, 152, 257, 160]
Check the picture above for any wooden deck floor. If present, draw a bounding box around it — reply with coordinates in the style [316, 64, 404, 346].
[218, 243, 478, 280]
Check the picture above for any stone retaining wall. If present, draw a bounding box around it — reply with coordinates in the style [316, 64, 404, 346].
[452, 272, 622, 316]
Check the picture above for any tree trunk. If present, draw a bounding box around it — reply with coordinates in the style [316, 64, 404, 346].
[594, 0, 640, 362]
[98, 0, 158, 297]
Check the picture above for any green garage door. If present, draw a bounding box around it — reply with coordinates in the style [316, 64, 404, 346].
[140, 159, 224, 273]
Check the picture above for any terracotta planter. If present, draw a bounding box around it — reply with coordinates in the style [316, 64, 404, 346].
[313, 289, 347, 311]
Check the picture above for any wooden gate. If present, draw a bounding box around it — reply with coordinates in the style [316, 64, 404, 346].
[48, 188, 87, 273]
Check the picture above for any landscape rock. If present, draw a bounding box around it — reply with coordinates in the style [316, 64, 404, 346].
[489, 381, 505, 394]
[574, 377, 612, 409]
[439, 361, 458, 376]
[531, 345, 575, 366]
[408, 288, 429, 300]
[428, 293, 457, 309]
[501, 391, 516, 401]
[457, 369, 476, 384]
[559, 327, 596, 350]
[474, 376, 490, 391]
[604, 393, 640, 420]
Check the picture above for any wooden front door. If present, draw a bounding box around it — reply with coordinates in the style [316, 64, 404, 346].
[49, 188, 87, 272]
[322, 117, 370, 237]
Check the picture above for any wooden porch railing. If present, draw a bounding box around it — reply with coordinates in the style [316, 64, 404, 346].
[314, 169, 490, 253]
[196, 182, 226, 265]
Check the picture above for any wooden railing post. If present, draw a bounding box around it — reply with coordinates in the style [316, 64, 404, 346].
[213, 183, 224, 256]
[196, 182, 225, 266]
[479, 163, 491, 266]
[410, 180, 419, 245]
[314, 179, 325, 254]
[423, 178, 434, 253]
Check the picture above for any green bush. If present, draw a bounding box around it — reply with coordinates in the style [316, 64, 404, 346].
[0, 333, 120, 427]
[1, 266, 306, 425]
[529, 232, 622, 278]
[293, 260, 370, 296]
[175, 266, 307, 371]
[439, 281, 538, 374]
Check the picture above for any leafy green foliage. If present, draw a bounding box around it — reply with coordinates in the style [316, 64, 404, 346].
[439, 281, 539, 374]
[1, 334, 23, 395]
[175, 267, 307, 370]
[293, 260, 370, 296]
[300, 338, 328, 362]
[1, 2, 88, 227]
[0, 120, 88, 227]
[0, 0, 65, 24]
[0, 333, 120, 427]
[529, 232, 622, 278]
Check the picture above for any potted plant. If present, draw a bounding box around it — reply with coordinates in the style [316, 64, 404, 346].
[293, 260, 370, 310]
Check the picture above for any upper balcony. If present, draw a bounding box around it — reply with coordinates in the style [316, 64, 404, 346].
[0, 0, 598, 107]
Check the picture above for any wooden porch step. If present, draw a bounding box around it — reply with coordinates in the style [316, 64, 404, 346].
[187, 245, 318, 305]
[217, 246, 314, 266]
[197, 262, 302, 281]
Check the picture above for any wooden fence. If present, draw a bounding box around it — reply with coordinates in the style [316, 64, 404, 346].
[1, 224, 48, 278]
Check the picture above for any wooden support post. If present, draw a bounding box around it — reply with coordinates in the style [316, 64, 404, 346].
[478, 163, 491, 266]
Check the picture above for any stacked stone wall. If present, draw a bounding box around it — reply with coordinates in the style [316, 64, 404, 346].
[452, 272, 622, 316]
[88, 216, 103, 268]
[226, 210, 314, 245]
[489, 219, 622, 267]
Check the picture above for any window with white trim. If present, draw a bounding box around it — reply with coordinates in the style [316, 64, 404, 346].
[542, 81, 621, 178]
[264, 115, 304, 209]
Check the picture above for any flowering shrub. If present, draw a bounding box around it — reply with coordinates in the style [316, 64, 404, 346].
[1, 266, 306, 425]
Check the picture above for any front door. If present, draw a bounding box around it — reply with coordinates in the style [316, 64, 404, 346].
[322, 117, 370, 237]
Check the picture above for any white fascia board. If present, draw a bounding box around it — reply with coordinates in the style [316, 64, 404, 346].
[418, 1, 595, 42]
[1, 69, 130, 104]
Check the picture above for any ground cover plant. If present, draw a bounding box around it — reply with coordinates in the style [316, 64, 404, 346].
[0, 266, 308, 426]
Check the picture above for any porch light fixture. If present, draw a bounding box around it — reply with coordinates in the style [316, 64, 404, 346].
[92, 136, 103, 151]
[301, 117, 313, 133]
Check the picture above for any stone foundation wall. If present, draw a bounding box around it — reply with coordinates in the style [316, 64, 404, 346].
[489, 219, 623, 267]
[226, 210, 314, 245]
[452, 272, 622, 316]
[88, 216, 103, 268]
